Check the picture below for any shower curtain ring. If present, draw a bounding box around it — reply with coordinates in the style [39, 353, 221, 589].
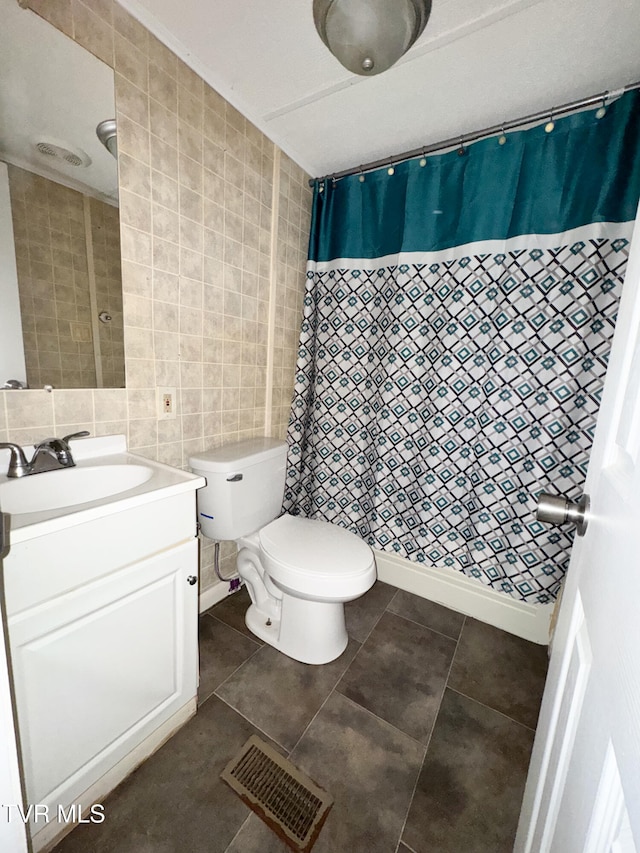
[498, 124, 507, 145]
[387, 159, 395, 176]
[419, 148, 427, 167]
[359, 167, 365, 182]
[545, 111, 555, 133]
[457, 136, 466, 156]
[595, 94, 607, 119]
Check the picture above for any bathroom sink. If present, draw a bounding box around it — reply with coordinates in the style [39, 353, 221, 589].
[0, 464, 154, 514]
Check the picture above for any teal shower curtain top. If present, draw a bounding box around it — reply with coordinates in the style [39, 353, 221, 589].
[309, 90, 640, 263]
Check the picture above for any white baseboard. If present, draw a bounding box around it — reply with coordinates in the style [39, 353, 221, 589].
[34, 698, 197, 853]
[198, 553, 552, 643]
[374, 549, 552, 645]
[199, 580, 235, 612]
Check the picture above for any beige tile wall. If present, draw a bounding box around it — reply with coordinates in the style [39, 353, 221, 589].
[1, 0, 312, 589]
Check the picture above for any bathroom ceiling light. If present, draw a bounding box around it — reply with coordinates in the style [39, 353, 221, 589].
[96, 119, 117, 159]
[313, 0, 431, 76]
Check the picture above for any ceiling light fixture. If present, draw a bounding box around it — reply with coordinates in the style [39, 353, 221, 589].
[96, 119, 117, 159]
[313, 0, 431, 76]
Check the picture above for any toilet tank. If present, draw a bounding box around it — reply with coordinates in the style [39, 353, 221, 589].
[189, 438, 287, 540]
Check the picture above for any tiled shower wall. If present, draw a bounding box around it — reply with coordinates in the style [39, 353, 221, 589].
[0, 0, 312, 588]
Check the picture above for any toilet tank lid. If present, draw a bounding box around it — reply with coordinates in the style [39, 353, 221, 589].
[189, 438, 287, 473]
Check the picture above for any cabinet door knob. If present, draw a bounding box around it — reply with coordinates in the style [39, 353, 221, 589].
[187, 575, 197, 586]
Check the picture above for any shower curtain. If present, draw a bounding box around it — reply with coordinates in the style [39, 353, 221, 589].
[284, 91, 640, 604]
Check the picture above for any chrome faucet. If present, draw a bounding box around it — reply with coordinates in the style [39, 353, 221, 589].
[0, 431, 90, 478]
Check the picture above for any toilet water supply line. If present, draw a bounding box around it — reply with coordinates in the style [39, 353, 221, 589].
[213, 541, 242, 590]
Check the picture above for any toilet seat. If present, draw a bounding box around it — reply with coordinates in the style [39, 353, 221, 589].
[259, 513, 376, 600]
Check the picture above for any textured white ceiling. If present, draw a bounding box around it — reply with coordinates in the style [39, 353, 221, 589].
[119, 0, 640, 178]
[0, 0, 117, 200]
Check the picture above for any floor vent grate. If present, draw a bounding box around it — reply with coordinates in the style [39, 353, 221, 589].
[221, 735, 333, 852]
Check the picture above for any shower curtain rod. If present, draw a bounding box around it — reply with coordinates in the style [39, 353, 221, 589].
[309, 80, 640, 186]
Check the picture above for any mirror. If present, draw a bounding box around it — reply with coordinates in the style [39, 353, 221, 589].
[0, 0, 124, 389]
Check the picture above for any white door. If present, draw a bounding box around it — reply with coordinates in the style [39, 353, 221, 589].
[514, 205, 640, 851]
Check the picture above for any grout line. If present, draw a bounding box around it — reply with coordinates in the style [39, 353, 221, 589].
[211, 685, 292, 755]
[207, 612, 263, 649]
[397, 840, 419, 853]
[202, 611, 292, 754]
[195, 616, 263, 707]
[323, 690, 429, 853]
[440, 613, 466, 712]
[342, 592, 399, 670]
[207, 633, 263, 683]
[394, 614, 467, 849]
[446, 685, 538, 733]
[386, 588, 400, 609]
[431, 614, 466, 730]
[223, 813, 254, 853]
[353, 602, 389, 645]
[385, 607, 464, 644]
[284, 592, 464, 760]
[447, 613, 541, 731]
[284, 636, 367, 757]
[331, 690, 428, 752]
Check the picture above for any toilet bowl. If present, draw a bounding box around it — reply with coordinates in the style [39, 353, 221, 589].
[189, 438, 376, 665]
[240, 513, 376, 663]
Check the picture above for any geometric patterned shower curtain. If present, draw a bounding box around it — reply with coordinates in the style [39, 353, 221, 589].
[284, 92, 640, 604]
[285, 230, 629, 604]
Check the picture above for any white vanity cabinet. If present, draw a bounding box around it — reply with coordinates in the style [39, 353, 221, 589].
[1, 440, 204, 852]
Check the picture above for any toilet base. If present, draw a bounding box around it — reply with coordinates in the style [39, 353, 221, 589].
[245, 593, 348, 665]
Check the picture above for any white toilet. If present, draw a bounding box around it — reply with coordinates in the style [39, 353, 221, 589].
[189, 438, 376, 665]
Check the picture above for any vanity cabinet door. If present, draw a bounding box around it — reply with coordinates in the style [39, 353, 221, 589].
[8, 539, 198, 810]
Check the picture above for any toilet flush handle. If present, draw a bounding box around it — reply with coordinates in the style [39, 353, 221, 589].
[226, 473, 243, 482]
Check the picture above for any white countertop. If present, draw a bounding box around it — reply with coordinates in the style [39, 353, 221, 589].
[0, 435, 206, 544]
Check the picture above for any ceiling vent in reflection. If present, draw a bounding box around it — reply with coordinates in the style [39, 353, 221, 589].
[34, 139, 91, 167]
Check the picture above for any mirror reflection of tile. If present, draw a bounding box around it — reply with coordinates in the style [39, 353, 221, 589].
[0, 0, 122, 389]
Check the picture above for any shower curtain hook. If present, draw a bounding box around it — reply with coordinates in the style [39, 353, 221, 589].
[358, 166, 365, 183]
[545, 111, 555, 133]
[595, 94, 607, 120]
[419, 147, 427, 167]
[457, 136, 466, 156]
[498, 124, 507, 145]
[387, 158, 395, 176]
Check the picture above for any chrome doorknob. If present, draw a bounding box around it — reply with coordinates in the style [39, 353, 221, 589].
[536, 493, 590, 537]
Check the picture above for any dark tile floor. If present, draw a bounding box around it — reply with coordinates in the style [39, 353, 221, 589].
[54, 582, 548, 853]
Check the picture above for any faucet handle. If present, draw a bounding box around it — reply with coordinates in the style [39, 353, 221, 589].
[62, 431, 90, 443]
[0, 442, 30, 478]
